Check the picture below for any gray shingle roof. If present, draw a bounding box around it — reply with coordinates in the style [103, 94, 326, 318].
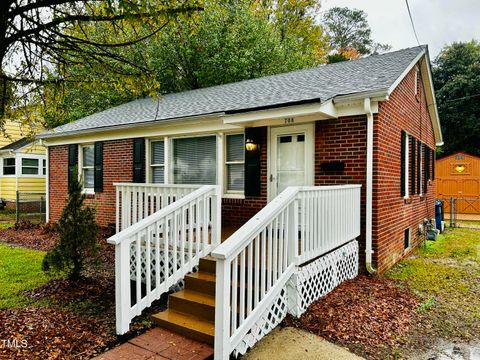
[0, 137, 32, 151]
[42, 46, 425, 138]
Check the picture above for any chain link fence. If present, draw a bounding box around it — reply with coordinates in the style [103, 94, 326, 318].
[15, 191, 47, 224]
[437, 197, 480, 229]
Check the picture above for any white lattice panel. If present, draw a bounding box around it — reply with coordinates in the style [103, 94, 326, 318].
[129, 244, 196, 290]
[288, 240, 358, 317]
[234, 287, 289, 356]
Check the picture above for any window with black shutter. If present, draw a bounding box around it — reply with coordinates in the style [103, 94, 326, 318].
[410, 136, 416, 195]
[400, 130, 406, 197]
[416, 140, 421, 194]
[432, 149, 435, 180]
[68, 144, 78, 188]
[424, 145, 429, 193]
[133, 138, 145, 183]
[94, 141, 103, 192]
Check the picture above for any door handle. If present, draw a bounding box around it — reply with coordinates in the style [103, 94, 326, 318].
[269, 174, 274, 182]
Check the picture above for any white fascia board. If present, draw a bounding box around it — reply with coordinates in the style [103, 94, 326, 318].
[386, 47, 443, 146]
[333, 90, 388, 104]
[42, 117, 242, 146]
[222, 101, 337, 124]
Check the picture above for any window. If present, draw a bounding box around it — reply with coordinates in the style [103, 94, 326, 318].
[173, 136, 216, 185]
[42, 159, 46, 175]
[81, 145, 94, 189]
[22, 158, 39, 175]
[225, 134, 245, 192]
[404, 228, 411, 249]
[3, 158, 15, 175]
[150, 140, 165, 183]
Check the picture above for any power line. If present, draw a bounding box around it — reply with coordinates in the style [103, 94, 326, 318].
[445, 93, 480, 103]
[405, 0, 421, 46]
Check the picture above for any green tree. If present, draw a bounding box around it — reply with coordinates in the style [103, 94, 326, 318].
[43, 169, 99, 280]
[322, 7, 390, 60]
[44, 0, 329, 127]
[433, 41, 480, 156]
[0, 0, 201, 120]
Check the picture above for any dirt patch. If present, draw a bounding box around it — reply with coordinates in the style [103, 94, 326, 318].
[284, 275, 419, 359]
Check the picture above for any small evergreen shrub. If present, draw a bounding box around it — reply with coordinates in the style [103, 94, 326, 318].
[43, 169, 98, 280]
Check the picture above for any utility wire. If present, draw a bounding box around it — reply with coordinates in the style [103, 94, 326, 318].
[405, 0, 421, 45]
[445, 93, 480, 103]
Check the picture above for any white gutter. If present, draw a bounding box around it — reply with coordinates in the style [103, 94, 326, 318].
[364, 98, 376, 274]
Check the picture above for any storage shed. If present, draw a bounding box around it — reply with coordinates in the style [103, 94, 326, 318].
[436, 152, 480, 214]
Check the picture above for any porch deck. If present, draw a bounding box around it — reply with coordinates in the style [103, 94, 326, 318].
[107, 183, 361, 359]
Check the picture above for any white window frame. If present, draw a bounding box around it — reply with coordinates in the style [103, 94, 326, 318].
[149, 139, 166, 184]
[224, 132, 245, 196]
[2, 157, 16, 177]
[79, 144, 95, 194]
[21, 157, 40, 176]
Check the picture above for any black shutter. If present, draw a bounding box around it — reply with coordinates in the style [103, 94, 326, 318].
[424, 145, 429, 192]
[432, 149, 435, 180]
[133, 138, 145, 183]
[400, 131, 406, 197]
[244, 127, 262, 196]
[410, 136, 416, 195]
[68, 144, 78, 188]
[94, 141, 103, 192]
[416, 140, 421, 194]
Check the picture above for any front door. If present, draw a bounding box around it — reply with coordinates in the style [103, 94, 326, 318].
[269, 124, 314, 199]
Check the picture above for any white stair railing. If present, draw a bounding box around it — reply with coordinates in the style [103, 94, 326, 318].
[108, 185, 221, 335]
[115, 183, 202, 232]
[212, 185, 361, 359]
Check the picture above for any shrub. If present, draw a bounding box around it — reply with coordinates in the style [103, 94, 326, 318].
[42, 169, 98, 280]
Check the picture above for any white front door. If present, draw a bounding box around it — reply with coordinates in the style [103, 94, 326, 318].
[269, 124, 314, 199]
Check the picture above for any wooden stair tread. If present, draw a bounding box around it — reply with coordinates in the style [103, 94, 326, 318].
[170, 289, 215, 307]
[152, 310, 214, 344]
[187, 271, 216, 282]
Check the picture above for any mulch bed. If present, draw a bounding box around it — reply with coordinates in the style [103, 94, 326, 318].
[0, 223, 167, 359]
[284, 275, 420, 359]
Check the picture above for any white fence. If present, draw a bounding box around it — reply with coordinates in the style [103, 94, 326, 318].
[115, 183, 201, 232]
[212, 185, 361, 359]
[108, 185, 221, 334]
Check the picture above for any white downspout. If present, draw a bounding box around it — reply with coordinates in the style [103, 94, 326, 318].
[364, 98, 376, 274]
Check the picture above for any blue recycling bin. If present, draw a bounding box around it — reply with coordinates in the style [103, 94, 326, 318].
[435, 200, 443, 232]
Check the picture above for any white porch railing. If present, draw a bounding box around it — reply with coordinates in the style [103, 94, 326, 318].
[211, 185, 361, 359]
[108, 185, 221, 334]
[115, 183, 202, 232]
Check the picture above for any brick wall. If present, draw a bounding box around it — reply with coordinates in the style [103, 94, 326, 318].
[49, 139, 134, 227]
[373, 66, 436, 273]
[314, 116, 367, 265]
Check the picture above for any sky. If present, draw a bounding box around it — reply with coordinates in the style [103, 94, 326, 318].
[321, 0, 480, 59]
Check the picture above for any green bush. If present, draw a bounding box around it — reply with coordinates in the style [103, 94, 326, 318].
[43, 169, 98, 280]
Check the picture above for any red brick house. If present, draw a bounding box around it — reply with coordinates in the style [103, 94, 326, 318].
[39, 46, 442, 355]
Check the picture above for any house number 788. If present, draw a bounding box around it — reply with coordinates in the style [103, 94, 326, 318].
[284, 117, 294, 124]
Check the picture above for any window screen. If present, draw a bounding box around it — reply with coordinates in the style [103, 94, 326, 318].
[22, 158, 39, 175]
[226, 134, 244, 191]
[3, 158, 15, 175]
[173, 136, 216, 185]
[151, 140, 165, 183]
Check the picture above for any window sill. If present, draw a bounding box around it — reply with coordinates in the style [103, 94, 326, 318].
[82, 188, 95, 196]
[223, 193, 245, 200]
[403, 197, 412, 204]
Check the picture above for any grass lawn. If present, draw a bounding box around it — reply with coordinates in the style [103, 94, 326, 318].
[0, 243, 52, 308]
[387, 227, 480, 344]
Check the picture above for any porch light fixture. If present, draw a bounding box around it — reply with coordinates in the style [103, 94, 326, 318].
[245, 138, 258, 152]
